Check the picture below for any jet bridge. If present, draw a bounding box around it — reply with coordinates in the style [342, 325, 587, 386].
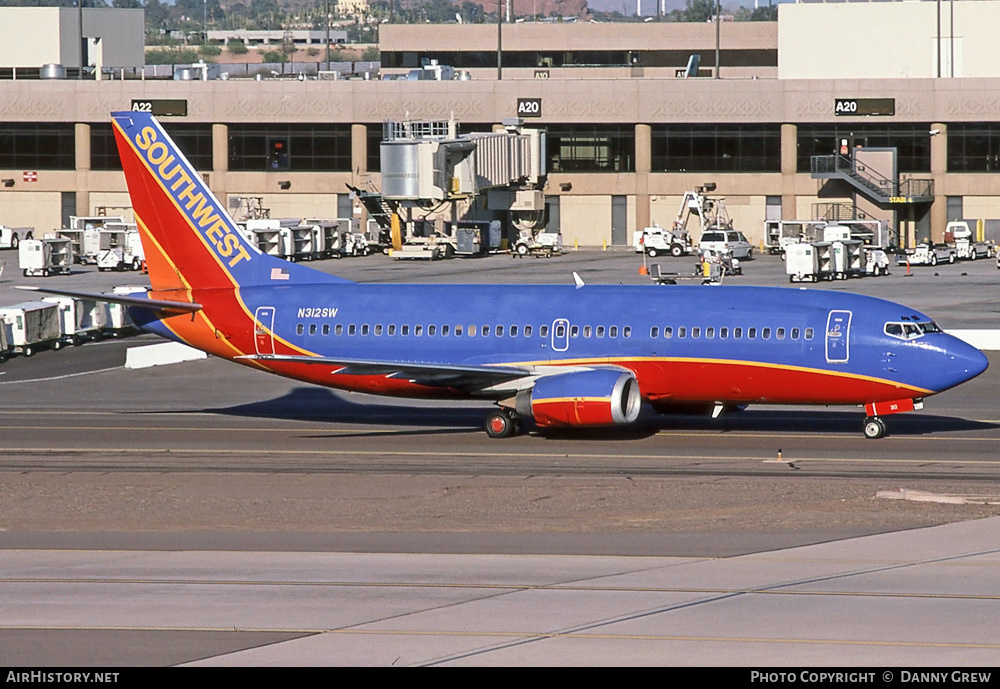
[367, 118, 549, 255]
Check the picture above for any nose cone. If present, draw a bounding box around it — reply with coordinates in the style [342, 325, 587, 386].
[936, 336, 989, 392]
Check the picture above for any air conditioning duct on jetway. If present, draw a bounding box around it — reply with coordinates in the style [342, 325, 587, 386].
[517, 369, 641, 428]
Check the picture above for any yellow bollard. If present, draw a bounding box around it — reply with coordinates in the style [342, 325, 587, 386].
[603, 239, 607, 251]
[574, 238, 579, 251]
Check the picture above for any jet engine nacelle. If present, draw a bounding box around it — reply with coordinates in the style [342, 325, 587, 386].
[518, 369, 641, 428]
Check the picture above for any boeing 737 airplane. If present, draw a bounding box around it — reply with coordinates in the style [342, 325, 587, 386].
[27, 112, 990, 439]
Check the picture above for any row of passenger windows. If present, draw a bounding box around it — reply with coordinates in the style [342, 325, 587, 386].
[293, 321, 812, 342]
[650, 326, 815, 341]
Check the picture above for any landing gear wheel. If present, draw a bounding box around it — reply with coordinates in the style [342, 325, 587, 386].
[485, 409, 518, 439]
[863, 416, 887, 440]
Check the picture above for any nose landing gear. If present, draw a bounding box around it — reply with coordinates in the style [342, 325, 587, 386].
[863, 416, 887, 440]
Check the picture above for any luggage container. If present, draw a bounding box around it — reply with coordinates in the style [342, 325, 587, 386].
[57, 227, 102, 264]
[831, 239, 864, 279]
[246, 219, 297, 259]
[96, 225, 145, 272]
[785, 243, 824, 283]
[0, 301, 62, 356]
[18, 238, 74, 277]
[42, 296, 110, 346]
[0, 320, 10, 363]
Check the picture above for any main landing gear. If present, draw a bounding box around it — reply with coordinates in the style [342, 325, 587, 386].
[863, 416, 887, 440]
[484, 407, 522, 439]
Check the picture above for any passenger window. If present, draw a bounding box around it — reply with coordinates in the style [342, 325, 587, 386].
[663, 326, 672, 338]
[468, 325, 476, 336]
[555, 324, 565, 338]
[482, 325, 489, 336]
[691, 327, 700, 339]
[584, 326, 592, 338]
[401, 325, 409, 336]
[322, 324, 330, 336]
[623, 326, 631, 338]
[720, 327, 728, 339]
[791, 328, 799, 339]
[374, 324, 383, 336]
[748, 327, 756, 339]
[678, 327, 686, 339]
[361, 325, 370, 336]
[348, 324, 356, 336]
[650, 326, 659, 339]
[610, 326, 618, 338]
[335, 324, 343, 336]
[596, 326, 605, 338]
[762, 327, 771, 340]
[510, 325, 517, 337]
[540, 325, 548, 337]
[389, 325, 397, 336]
[706, 327, 714, 339]
[454, 325, 463, 336]
[415, 325, 423, 336]
[296, 324, 304, 335]
[570, 325, 579, 338]
[308, 324, 317, 335]
[497, 325, 504, 337]
[734, 327, 742, 339]
[805, 328, 814, 340]
[525, 325, 532, 337]
[776, 327, 785, 340]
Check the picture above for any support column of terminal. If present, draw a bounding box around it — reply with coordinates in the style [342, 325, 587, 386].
[75, 122, 91, 217]
[635, 123, 651, 232]
[352, 123, 368, 226]
[780, 123, 797, 219]
[212, 123, 228, 199]
[929, 122, 947, 243]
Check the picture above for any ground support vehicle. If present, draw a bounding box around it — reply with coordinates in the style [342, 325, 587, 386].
[699, 229, 753, 260]
[0, 301, 62, 356]
[898, 243, 955, 267]
[0, 323, 10, 363]
[632, 223, 693, 258]
[57, 228, 101, 264]
[96, 226, 144, 272]
[831, 239, 865, 279]
[785, 242, 833, 283]
[341, 232, 373, 257]
[513, 231, 562, 258]
[19, 238, 73, 277]
[453, 221, 503, 257]
[946, 221, 994, 261]
[865, 247, 891, 276]
[0, 226, 33, 250]
[42, 295, 110, 346]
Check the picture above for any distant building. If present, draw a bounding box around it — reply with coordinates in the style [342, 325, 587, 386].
[336, 0, 370, 17]
[0, 7, 144, 71]
[207, 30, 348, 48]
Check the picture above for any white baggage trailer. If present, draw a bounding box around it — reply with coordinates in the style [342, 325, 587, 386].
[0, 301, 62, 356]
[96, 225, 145, 272]
[18, 238, 74, 277]
[43, 296, 110, 345]
[57, 228, 102, 264]
[0, 320, 10, 363]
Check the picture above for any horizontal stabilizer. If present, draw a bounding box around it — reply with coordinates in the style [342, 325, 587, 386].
[236, 353, 530, 390]
[15, 285, 202, 315]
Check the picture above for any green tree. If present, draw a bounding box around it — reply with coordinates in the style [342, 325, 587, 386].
[261, 50, 286, 63]
[750, 5, 777, 21]
[683, 0, 715, 23]
[228, 40, 249, 55]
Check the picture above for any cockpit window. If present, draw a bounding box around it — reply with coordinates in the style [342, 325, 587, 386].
[885, 322, 931, 340]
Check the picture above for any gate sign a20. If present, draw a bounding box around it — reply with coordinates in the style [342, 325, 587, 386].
[517, 98, 542, 118]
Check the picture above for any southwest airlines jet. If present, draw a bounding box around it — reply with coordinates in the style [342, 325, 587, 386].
[31, 112, 990, 439]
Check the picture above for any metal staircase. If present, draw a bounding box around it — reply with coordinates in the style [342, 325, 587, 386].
[810, 155, 933, 206]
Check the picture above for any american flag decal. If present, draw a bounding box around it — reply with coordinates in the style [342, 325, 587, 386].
[270, 267, 290, 281]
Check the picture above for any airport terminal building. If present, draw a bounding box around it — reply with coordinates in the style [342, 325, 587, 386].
[3, 2, 1000, 247]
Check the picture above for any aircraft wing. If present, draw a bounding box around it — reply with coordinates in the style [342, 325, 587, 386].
[236, 353, 532, 391]
[15, 286, 202, 315]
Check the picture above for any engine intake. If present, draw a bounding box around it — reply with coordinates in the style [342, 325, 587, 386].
[519, 369, 641, 428]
